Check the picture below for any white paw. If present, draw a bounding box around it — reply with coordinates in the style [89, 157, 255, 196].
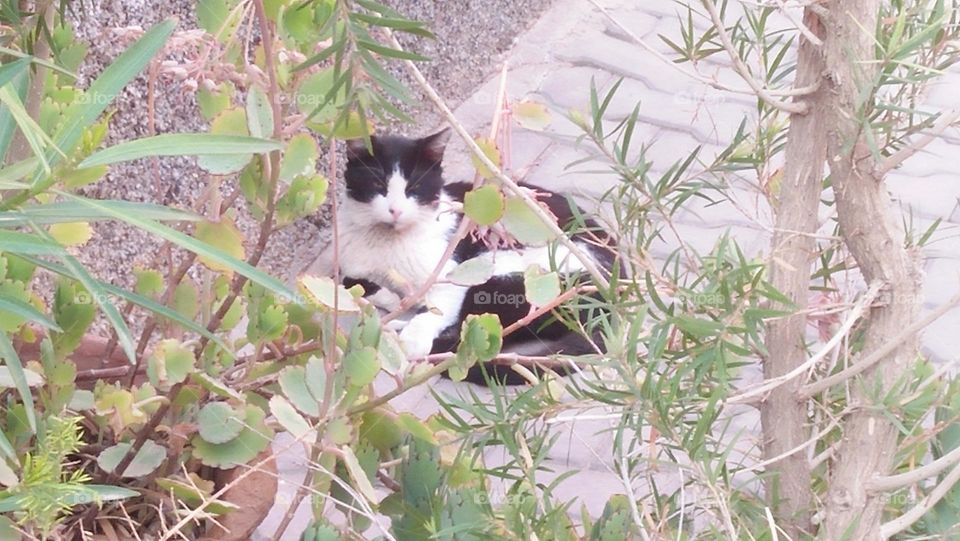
[398, 316, 439, 360]
[384, 318, 408, 333]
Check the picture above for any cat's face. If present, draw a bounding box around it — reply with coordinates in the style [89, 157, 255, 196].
[343, 129, 451, 231]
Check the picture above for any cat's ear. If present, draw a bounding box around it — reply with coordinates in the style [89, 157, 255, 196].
[419, 128, 451, 162]
[346, 137, 372, 160]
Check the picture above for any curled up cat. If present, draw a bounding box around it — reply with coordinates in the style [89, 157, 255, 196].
[336, 128, 617, 384]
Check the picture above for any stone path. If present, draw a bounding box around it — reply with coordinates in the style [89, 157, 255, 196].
[258, 0, 960, 537]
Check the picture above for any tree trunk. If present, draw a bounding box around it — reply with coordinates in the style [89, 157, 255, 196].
[761, 8, 827, 538]
[820, 0, 923, 538]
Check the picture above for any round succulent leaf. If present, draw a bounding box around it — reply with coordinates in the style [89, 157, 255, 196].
[397, 413, 437, 445]
[194, 217, 246, 274]
[97, 440, 167, 478]
[359, 409, 403, 452]
[501, 196, 557, 246]
[171, 280, 199, 320]
[471, 137, 501, 179]
[270, 395, 311, 439]
[377, 331, 408, 376]
[134, 268, 164, 297]
[513, 100, 552, 131]
[49, 222, 93, 247]
[191, 405, 274, 469]
[463, 185, 504, 226]
[197, 401, 245, 444]
[344, 346, 379, 387]
[191, 372, 244, 401]
[304, 356, 329, 406]
[278, 134, 319, 183]
[523, 265, 561, 307]
[278, 365, 320, 417]
[300, 275, 359, 312]
[446, 256, 495, 286]
[198, 82, 233, 121]
[198, 108, 252, 174]
[326, 415, 354, 445]
[147, 339, 196, 389]
[297, 67, 342, 123]
[245, 86, 273, 138]
[340, 445, 377, 504]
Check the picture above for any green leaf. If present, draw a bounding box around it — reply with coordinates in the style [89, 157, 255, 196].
[55, 193, 294, 299]
[501, 196, 557, 246]
[26, 222, 137, 365]
[463, 185, 505, 226]
[194, 217, 246, 274]
[452, 314, 503, 381]
[523, 266, 561, 307]
[471, 137, 501, 179]
[270, 395, 311, 438]
[277, 174, 328, 223]
[192, 405, 274, 468]
[0, 57, 30, 89]
[198, 83, 233, 120]
[147, 339, 196, 388]
[245, 87, 274, 138]
[279, 366, 320, 416]
[0, 333, 36, 432]
[344, 346, 379, 387]
[278, 134, 319, 183]
[97, 440, 167, 478]
[341, 445, 378, 503]
[0, 200, 199, 228]
[197, 108, 254, 174]
[35, 19, 177, 182]
[197, 402, 245, 444]
[514, 100, 552, 131]
[300, 275, 359, 312]
[0, 292, 61, 331]
[0, 230, 64, 254]
[78, 134, 282, 168]
[356, 38, 428, 61]
[446, 256, 495, 286]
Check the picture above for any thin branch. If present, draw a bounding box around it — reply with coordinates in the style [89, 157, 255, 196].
[878, 109, 960, 174]
[880, 458, 960, 539]
[587, 0, 819, 100]
[726, 281, 883, 405]
[774, 0, 823, 46]
[868, 442, 960, 492]
[801, 286, 960, 398]
[381, 28, 611, 291]
[701, 0, 809, 114]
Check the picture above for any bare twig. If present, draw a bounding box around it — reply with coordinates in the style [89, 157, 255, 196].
[878, 109, 960, 174]
[800, 287, 960, 398]
[727, 281, 883, 405]
[880, 458, 960, 538]
[701, 0, 809, 114]
[868, 439, 960, 492]
[587, 0, 819, 100]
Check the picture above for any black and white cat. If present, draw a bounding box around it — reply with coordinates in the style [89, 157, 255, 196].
[337, 129, 615, 383]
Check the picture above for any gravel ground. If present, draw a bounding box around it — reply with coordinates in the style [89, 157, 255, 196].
[63, 0, 553, 333]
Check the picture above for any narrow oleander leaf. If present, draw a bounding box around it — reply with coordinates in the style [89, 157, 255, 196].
[78, 134, 282, 168]
[0, 333, 36, 432]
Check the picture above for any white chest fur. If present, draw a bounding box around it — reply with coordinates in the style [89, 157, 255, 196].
[337, 204, 456, 293]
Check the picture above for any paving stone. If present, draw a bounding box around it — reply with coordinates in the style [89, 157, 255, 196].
[887, 171, 960, 219]
[921, 306, 960, 368]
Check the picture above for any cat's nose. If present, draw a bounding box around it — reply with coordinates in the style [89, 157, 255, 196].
[389, 207, 402, 220]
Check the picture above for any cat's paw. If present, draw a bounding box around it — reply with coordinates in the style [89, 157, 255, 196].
[398, 316, 438, 360]
[384, 319, 408, 333]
